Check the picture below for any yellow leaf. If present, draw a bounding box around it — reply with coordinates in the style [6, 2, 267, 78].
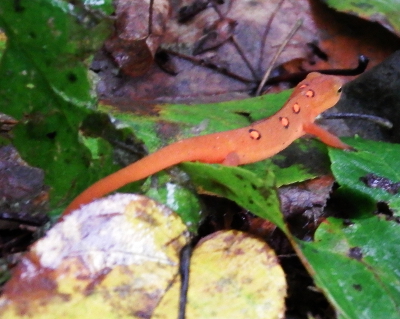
[0, 194, 189, 319]
[154, 230, 287, 319]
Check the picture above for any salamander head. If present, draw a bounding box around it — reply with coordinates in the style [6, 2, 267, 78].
[293, 72, 344, 119]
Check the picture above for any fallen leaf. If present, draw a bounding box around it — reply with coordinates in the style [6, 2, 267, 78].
[105, 0, 170, 76]
[325, 0, 400, 36]
[0, 145, 46, 204]
[153, 230, 287, 319]
[296, 215, 400, 319]
[0, 194, 189, 318]
[279, 175, 335, 219]
[96, 0, 400, 104]
[329, 138, 400, 216]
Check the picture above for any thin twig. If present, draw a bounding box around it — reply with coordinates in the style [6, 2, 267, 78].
[210, 0, 224, 18]
[230, 36, 258, 80]
[148, 0, 154, 34]
[262, 55, 369, 85]
[320, 113, 393, 129]
[255, 19, 302, 96]
[163, 49, 254, 84]
[258, 0, 285, 72]
[210, 1, 258, 80]
[178, 244, 193, 319]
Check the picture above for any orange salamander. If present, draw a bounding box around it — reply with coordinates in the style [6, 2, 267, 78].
[63, 72, 350, 216]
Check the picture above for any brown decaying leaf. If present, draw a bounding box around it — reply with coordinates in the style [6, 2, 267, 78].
[193, 18, 237, 55]
[0, 146, 46, 203]
[279, 175, 335, 219]
[226, 175, 336, 242]
[95, 0, 400, 104]
[0, 145, 49, 232]
[0, 145, 49, 279]
[105, 0, 170, 77]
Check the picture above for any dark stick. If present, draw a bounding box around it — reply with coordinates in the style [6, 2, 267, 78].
[263, 55, 369, 86]
[320, 112, 393, 129]
[164, 49, 254, 84]
[178, 243, 193, 319]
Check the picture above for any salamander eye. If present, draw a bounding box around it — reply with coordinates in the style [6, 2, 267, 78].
[338, 87, 342, 93]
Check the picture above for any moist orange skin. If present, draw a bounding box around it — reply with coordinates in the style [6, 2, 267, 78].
[63, 72, 349, 216]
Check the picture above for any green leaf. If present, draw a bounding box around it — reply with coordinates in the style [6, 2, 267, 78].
[102, 90, 290, 152]
[186, 137, 400, 318]
[296, 216, 400, 319]
[144, 180, 203, 232]
[329, 138, 400, 215]
[290, 137, 400, 318]
[181, 162, 287, 230]
[326, 0, 400, 35]
[0, 0, 110, 107]
[0, 0, 114, 215]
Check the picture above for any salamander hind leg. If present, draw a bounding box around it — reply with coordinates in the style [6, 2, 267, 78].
[222, 152, 240, 166]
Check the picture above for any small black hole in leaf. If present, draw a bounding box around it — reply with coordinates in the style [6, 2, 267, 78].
[376, 201, 393, 216]
[46, 131, 57, 139]
[14, 0, 25, 12]
[67, 72, 78, 83]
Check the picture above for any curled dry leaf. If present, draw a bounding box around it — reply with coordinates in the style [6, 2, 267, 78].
[193, 18, 237, 55]
[0, 113, 17, 134]
[105, 0, 170, 76]
[0, 145, 49, 258]
[0, 145, 49, 219]
[0, 194, 189, 319]
[153, 230, 287, 319]
[279, 175, 335, 219]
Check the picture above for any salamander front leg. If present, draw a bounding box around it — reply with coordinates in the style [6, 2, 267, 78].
[303, 122, 352, 150]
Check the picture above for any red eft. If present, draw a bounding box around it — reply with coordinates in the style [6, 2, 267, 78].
[63, 72, 350, 216]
